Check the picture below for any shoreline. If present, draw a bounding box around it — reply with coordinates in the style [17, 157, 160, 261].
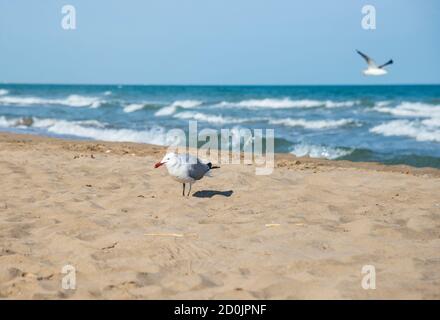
[3, 83, 440, 87]
[1, 131, 440, 299]
[1, 131, 440, 178]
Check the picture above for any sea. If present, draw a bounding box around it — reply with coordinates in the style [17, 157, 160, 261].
[1, 84, 439, 168]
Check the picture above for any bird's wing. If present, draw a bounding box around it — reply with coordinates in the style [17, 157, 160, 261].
[187, 161, 210, 181]
[378, 59, 393, 69]
[356, 50, 376, 67]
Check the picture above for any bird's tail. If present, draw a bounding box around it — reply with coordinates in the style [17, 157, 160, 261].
[207, 162, 220, 170]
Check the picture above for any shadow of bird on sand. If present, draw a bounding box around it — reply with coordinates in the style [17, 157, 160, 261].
[192, 190, 233, 198]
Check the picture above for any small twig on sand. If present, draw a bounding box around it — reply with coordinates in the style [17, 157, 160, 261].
[145, 233, 184, 237]
[265, 224, 281, 228]
[145, 233, 198, 238]
[101, 242, 118, 250]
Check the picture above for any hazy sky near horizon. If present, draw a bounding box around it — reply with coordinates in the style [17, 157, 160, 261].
[0, 0, 439, 85]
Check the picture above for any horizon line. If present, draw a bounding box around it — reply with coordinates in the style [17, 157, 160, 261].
[2, 82, 440, 87]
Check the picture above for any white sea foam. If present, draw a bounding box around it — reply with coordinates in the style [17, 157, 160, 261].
[155, 100, 203, 116]
[155, 105, 176, 116]
[0, 94, 103, 108]
[0, 116, 17, 127]
[269, 118, 355, 129]
[0, 96, 49, 106]
[290, 143, 352, 160]
[46, 122, 167, 144]
[173, 111, 252, 124]
[63, 95, 102, 108]
[76, 119, 107, 128]
[0, 89, 8, 96]
[375, 101, 391, 108]
[216, 98, 358, 109]
[0, 116, 107, 129]
[422, 117, 440, 128]
[324, 100, 359, 108]
[373, 102, 440, 118]
[173, 111, 356, 128]
[123, 103, 145, 113]
[370, 120, 440, 143]
[0, 116, 169, 145]
[371, 101, 440, 143]
[32, 118, 107, 129]
[104, 91, 112, 96]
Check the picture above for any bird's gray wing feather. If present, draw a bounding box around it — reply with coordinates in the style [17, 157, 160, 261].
[378, 59, 393, 69]
[356, 50, 376, 67]
[187, 160, 210, 180]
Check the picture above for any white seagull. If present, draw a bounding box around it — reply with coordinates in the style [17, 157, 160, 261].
[154, 152, 220, 196]
[356, 50, 393, 76]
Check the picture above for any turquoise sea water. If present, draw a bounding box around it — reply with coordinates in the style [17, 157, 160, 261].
[1, 84, 440, 168]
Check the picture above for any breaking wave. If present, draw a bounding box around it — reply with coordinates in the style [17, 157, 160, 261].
[173, 111, 255, 124]
[123, 103, 146, 113]
[172, 112, 355, 129]
[371, 102, 440, 143]
[370, 119, 440, 143]
[0, 94, 104, 108]
[373, 102, 440, 118]
[155, 100, 203, 116]
[0, 116, 169, 145]
[216, 98, 359, 109]
[269, 118, 356, 129]
[290, 143, 353, 160]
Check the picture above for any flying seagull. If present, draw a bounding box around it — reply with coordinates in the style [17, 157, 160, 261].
[154, 152, 220, 196]
[356, 50, 393, 76]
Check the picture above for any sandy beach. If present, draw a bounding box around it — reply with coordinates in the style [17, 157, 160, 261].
[0, 132, 439, 299]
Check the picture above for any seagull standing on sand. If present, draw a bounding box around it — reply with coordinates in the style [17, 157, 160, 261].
[356, 50, 393, 76]
[154, 152, 220, 196]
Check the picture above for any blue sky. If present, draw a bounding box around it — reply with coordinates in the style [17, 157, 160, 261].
[0, 0, 439, 85]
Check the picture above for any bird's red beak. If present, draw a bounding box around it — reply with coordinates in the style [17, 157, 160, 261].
[154, 162, 164, 168]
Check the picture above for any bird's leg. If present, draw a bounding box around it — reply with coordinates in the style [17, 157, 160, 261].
[187, 183, 192, 197]
[182, 183, 185, 197]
